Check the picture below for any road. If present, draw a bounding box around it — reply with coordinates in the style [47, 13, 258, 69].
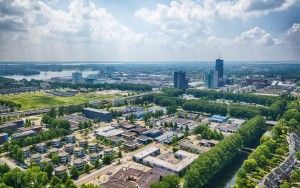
[0, 157, 25, 171]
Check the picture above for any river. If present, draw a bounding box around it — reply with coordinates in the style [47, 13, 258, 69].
[3, 70, 99, 81]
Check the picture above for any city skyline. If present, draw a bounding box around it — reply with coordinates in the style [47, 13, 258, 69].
[0, 0, 300, 61]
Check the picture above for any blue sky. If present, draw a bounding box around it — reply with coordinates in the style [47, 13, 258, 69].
[0, 0, 299, 61]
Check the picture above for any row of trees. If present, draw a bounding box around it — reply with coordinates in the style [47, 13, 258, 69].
[187, 89, 277, 106]
[51, 81, 152, 91]
[143, 110, 164, 122]
[236, 99, 300, 187]
[184, 116, 265, 188]
[183, 99, 227, 116]
[0, 99, 21, 111]
[183, 99, 286, 120]
[47, 105, 84, 119]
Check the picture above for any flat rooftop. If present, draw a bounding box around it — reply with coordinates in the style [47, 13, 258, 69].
[133, 146, 160, 160]
[83, 108, 111, 114]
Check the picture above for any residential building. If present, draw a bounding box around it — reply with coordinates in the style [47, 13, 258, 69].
[82, 108, 112, 122]
[0, 133, 8, 144]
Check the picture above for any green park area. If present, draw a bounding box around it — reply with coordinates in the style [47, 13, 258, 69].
[1, 91, 115, 110]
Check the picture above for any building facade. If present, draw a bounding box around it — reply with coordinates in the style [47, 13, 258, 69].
[215, 58, 224, 78]
[72, 72, 82, 83]
[174, 71, 188, 90]
[207, 70, 218, 89]
[82, 108, 112, 122]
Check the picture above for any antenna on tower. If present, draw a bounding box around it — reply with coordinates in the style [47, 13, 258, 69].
[218, 49, 221, 59]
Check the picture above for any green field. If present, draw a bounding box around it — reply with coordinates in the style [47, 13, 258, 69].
[0, 92, 115, 110]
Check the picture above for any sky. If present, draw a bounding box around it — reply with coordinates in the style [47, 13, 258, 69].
[0, 0, 299, 62]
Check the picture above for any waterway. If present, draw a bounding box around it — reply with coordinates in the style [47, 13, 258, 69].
[206, 130, 273, 188]
[203, 152, 249, 188]
[3, 70, 99, 81]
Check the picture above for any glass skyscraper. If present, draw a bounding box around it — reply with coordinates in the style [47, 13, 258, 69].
[174, 71, 188, 90]
[215, 58, 224, 78]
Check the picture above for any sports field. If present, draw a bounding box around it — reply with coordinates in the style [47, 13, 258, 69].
[1, 92, 115, 110]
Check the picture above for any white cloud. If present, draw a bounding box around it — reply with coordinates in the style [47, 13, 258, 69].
[216, 0, 298, 19]
[281, 23, 300, 52]
[0, 0, 299, 61]
[134, 0, 215, 39]
[0, 0, 144, 43]
[234, 26, 276, 45]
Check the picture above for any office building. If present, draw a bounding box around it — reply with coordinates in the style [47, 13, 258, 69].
[82, 108, 112, 122]
[72, 72, 82, 83]
[174, 71, 188, 90]
[215, 58, 224, 78]
[207, 70, 218, 89]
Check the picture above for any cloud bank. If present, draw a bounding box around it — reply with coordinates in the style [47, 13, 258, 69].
[0, 0, 299, 61]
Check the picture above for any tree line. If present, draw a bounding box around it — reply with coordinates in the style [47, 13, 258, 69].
[184, 116, 266, 188]
[134, 89, 286, 120]
[187, 89, 277, 106]
[0, 99, 21, 112]
[50, 81, 152, 91]
[236, 100, 300, 188]
[182, 99, 286, 120]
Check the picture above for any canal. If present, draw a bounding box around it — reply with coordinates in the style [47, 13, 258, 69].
[203, 152, 249, 188]
[204, 128, 271, 188]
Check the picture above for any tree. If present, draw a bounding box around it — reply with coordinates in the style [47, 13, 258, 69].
[58, 106, 64, 117]
[50, 176, 62, 187]
[70, 167, 79, 179]
[84, 164, 90, 173]
[243, 159, 257, 173]
[44, 163, 54, 178]
[280, 181, 291, 188]
[103, 155, 112, 165]
[151, 174, 180, 188]
[291, 169, 300, 182]
[94, 159, 100, 168]
[51, 154, 59, 165]
[167, 105, 177, 115]
[48, 107, 57, 118]
[65, 179, 77, 188]
[0, 164, 10, 176]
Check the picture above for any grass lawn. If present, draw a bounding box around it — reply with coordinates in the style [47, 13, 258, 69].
[1, 91, 115, 110]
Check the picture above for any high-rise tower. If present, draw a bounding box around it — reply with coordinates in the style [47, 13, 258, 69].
[174, 71, 188, 90]
[215, 58, 224, 79]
